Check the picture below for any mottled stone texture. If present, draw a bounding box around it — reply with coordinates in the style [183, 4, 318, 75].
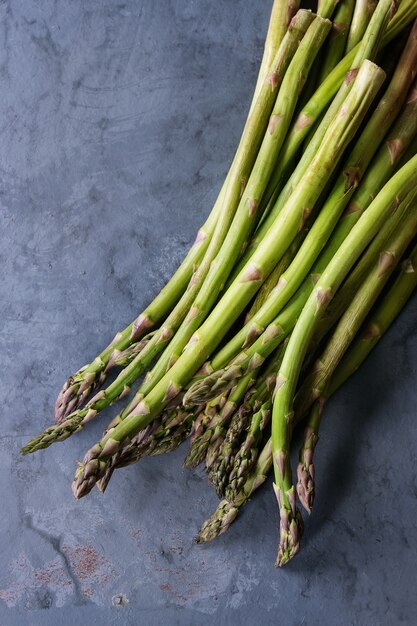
[1, 1, 417, 624]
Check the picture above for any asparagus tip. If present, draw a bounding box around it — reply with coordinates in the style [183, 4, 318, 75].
[195, 499, 239, 543]
[296, 460, 315, 514]
[275, 508, 304, 567]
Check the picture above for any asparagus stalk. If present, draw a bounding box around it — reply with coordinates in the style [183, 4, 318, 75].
[275, 0, 405, 176]
[53, 8, 314, 423]
[296, 193, 417, 513]
[294, 193, 417, 512]
[249, 0, 301, 115]
[317, 0, 340, 19]
[206, 25, 417, 376]
[330, 242, 417, 395]
[192, 74, 417, 400]
[23, 10, 316, 447]
[245, 224, 309, 322]
[272, 155, 417, 567]
[346, 0, 378, 53]
[318, 0, 356, 82]
[68, 58, 386, 500]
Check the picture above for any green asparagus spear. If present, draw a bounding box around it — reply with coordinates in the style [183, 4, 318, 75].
[346, 0, 378, 53]
[330, 243, 417, 395]
[249, 0, 301, 115]
[296, 193, 417, 513]
[318, 0, 356, 82]
[272, 155, 417, 567]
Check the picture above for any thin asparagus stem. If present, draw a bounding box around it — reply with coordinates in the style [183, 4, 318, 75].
[318, 0, 356, 82]
[249, 0, 301, 115]
[330, 243, 417, 396]
[346, 0, 378, 53]
[296, 193, 417, 513]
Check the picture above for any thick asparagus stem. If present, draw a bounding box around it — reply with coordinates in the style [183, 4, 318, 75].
[272, 155, 417, 567]
[53, 8, 314, 423]
[245, 0, 395, 258]
[317, 0, 340, 19]
[276, 0, 406, 174]
[245, 226, 309, 322]
[227, 0, 397, 286]
[346, 0, 378, 53]
[204, 26, 417, 376]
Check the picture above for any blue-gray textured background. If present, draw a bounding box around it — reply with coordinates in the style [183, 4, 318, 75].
[1, 1, 416, 624]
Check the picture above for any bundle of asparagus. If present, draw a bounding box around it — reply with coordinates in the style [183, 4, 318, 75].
[22, 0, 417, 567]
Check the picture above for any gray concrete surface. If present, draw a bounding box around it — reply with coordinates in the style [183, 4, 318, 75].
[1, 1, 417, 624]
